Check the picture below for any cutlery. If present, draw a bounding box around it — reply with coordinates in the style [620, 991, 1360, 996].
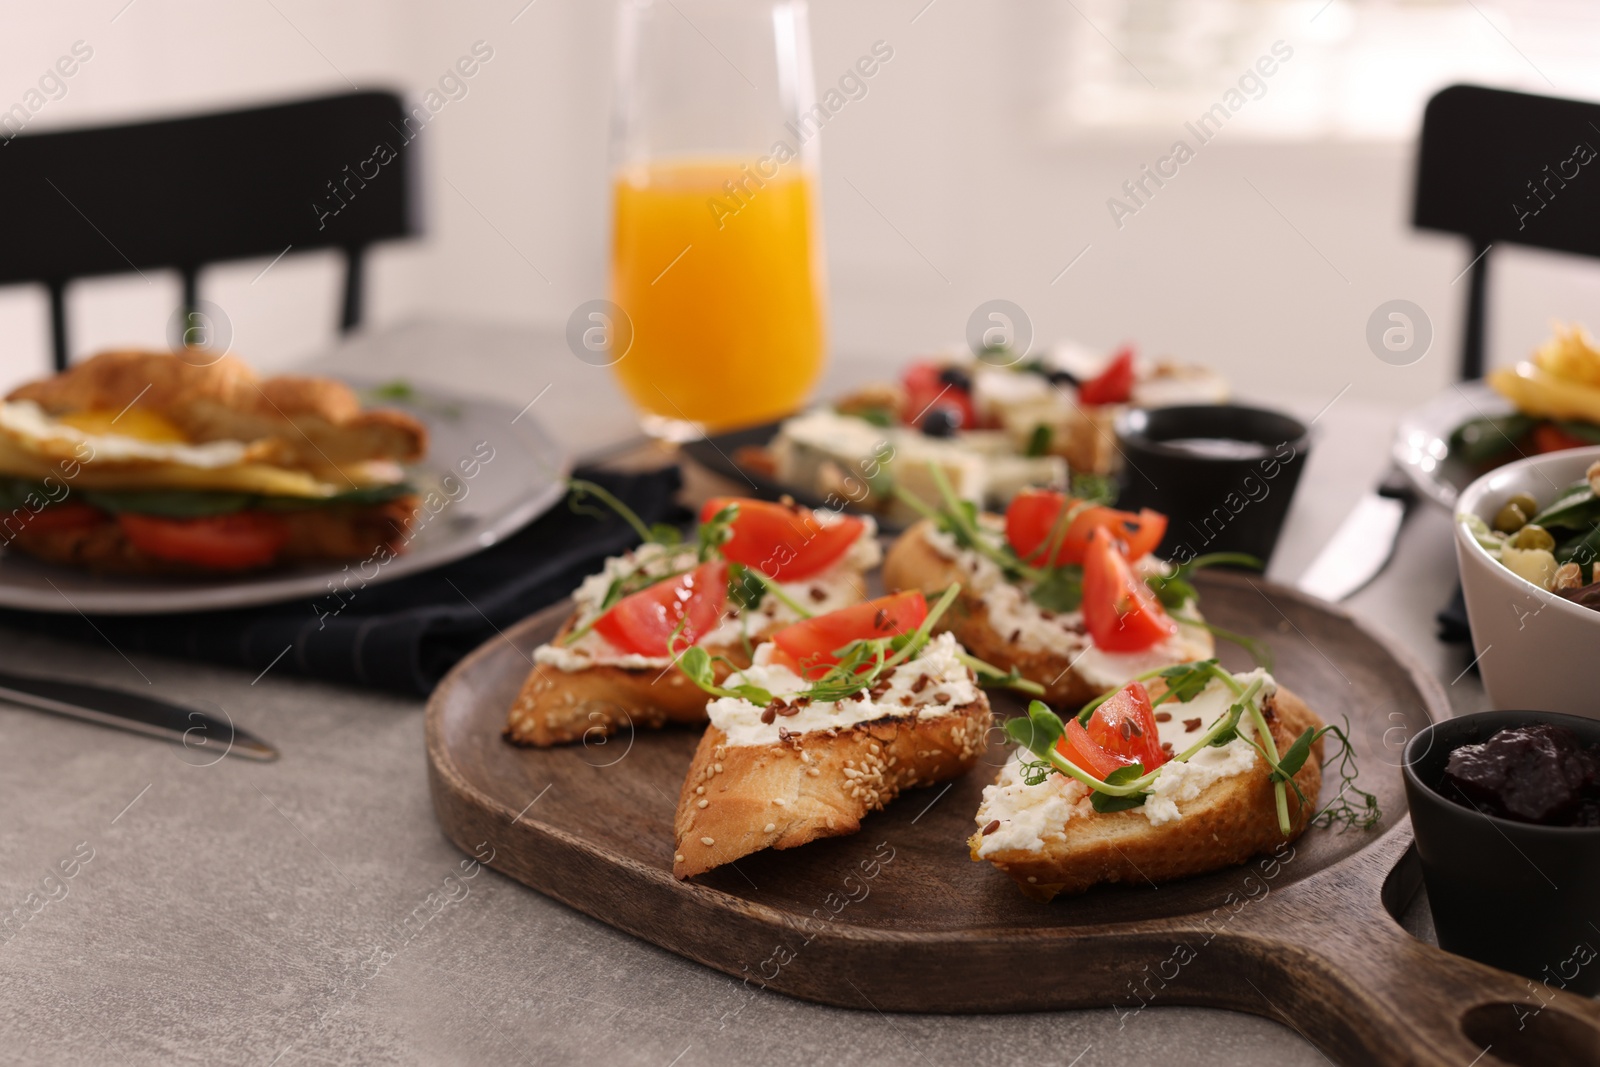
[1296, 467, 1415, 602]
[0, 669, 278, 761]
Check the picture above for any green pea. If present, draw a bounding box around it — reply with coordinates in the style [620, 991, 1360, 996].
[1493, 502, 1529, 534]
[1508, 492, 1540, 518]
[1512, 523, 1556, 551]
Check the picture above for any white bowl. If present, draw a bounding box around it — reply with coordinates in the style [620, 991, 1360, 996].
[1454, 444, 1600, 719]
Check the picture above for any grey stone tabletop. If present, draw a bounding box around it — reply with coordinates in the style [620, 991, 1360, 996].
[0, 324, 1488, 1066]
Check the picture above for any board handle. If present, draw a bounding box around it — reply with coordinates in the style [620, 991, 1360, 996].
[1250, 830, 1600, 1067]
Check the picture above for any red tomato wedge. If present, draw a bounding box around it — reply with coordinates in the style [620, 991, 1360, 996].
[700, 497, 865, 581]
[1082, 527, 1177, 652]
[1532, 423, 1591, 454]
[1056, 718, 1134, 780]
[1004, 489, 1167, 567]
[24, 503, 109, 535]
[901, 360, 976, 430]
[770, 590, 928, 678]
[1083, 681, 1168, 771]
[592, 559, 728, 658]
[117, 512, 290, 570]
[1078, 346, 1136, 405]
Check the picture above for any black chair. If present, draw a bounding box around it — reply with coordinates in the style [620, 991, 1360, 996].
[0, 90, 419, 371]
[1413, 84, 1600, 381]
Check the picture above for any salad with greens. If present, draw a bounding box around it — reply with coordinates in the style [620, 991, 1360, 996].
[1460, 459, 1600, 609]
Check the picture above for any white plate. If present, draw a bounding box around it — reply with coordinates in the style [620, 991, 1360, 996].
[0, 380, 570, 614]
[1392, 379, 1513, 510]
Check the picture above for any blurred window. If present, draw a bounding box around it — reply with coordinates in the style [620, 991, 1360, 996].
[1046, 0, 1600, 140]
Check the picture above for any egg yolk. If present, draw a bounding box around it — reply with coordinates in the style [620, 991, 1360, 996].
[56, 408, 188, 443]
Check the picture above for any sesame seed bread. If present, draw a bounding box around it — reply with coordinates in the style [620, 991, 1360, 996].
[883, 519, 1215, 707]
[672, 693, 992, 879]
[8, 349, 427, 467]
[973, 687, 1324, 902]
[503, 615, 757, 747]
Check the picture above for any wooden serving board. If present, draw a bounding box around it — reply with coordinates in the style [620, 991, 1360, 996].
[426, 572, 1600, 1066]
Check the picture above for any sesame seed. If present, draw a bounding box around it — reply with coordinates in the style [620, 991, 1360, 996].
[764, 823, 776, 833]
[696, 786, 704, 794]
[772, 797, 786, 806]
[1027, 876, 1037, 883]
[697, 799, 708, 809]
[714, 763, 723, 773]
[807, 767, 820, 777]
[675, 853, 684, 863]
[701, 836, 715, 846]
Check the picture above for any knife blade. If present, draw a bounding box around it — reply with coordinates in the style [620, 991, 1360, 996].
[0, 669, 278, 761]
[1296, 468, 1416, 602]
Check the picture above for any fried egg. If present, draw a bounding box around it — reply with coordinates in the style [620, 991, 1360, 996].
[0, 399, 380, 497]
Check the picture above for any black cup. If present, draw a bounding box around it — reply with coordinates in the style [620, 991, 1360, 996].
[1113, 404, 1309, 566]
[1403, 710, 1600, 994]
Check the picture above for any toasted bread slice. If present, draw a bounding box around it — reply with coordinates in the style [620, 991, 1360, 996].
[883, 518, 1213, 706]
[673, 694, 992, 878]
[972, 687, 1324, 901]
[4, 496, 418, 574]
[7, 349, 426, 465]
[504, 615, 755, 747]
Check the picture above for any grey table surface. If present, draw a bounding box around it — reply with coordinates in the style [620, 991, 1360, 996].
[0, 323, 1491, 1066]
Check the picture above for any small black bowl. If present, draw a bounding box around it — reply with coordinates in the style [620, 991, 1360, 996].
[1403, 710, 1600, 994]
[1113, 405, 1310, 566]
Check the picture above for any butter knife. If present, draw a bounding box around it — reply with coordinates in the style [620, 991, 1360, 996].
[1296, 468, 1416, 602]
[0, 669, 278, 761]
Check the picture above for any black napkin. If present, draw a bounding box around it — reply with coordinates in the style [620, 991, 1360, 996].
[0, 466, 687, 697]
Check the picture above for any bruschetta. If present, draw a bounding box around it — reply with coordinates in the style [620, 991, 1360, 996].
[504, 494, 879, 747]
[884, 485, 1233, 706]
[972, 663, 1332, 900]
[670, 590, 992, 878]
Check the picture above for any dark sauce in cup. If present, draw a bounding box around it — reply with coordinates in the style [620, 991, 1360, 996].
[1440, 723, 1600, 826]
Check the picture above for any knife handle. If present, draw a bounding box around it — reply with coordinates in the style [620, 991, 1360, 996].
[1378, 467, 1417, 504]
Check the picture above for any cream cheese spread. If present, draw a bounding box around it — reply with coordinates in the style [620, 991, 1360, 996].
[708, 631, 979, 748]
[921, 521, 1211, 688]
[534, 513, 880, 671]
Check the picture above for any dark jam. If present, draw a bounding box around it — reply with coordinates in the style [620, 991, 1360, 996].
[1441, 724, 1600, 826]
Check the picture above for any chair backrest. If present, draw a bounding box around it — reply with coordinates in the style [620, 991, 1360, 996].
[0, 90, 418, 371]
[1413, 84, 1600, 380]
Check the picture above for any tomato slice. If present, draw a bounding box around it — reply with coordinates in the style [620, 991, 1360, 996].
[1004, 489, 1167, 567]
[770, 590, 928, 678]
[1532, 423, 1591, 454]
[23, 503, 109, 535]
[1082, 527, 1177, 652]
[901, 360, 976, 430]
[700, 497, 865, 581]
[1055, 718, 1134, 780]
[1078, 346, 1136, 405]
[117, 512, 290, 570]
[1084, 681, 1168, 770]
[592, 559, 728, 658]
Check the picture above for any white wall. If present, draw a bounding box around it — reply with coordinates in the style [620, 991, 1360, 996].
[0, 0, 1596, 416]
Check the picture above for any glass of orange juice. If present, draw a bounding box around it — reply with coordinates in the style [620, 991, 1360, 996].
[609, 0, 826, 438]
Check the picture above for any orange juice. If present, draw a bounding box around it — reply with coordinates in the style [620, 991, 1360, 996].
[610, 158, 825, 432]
